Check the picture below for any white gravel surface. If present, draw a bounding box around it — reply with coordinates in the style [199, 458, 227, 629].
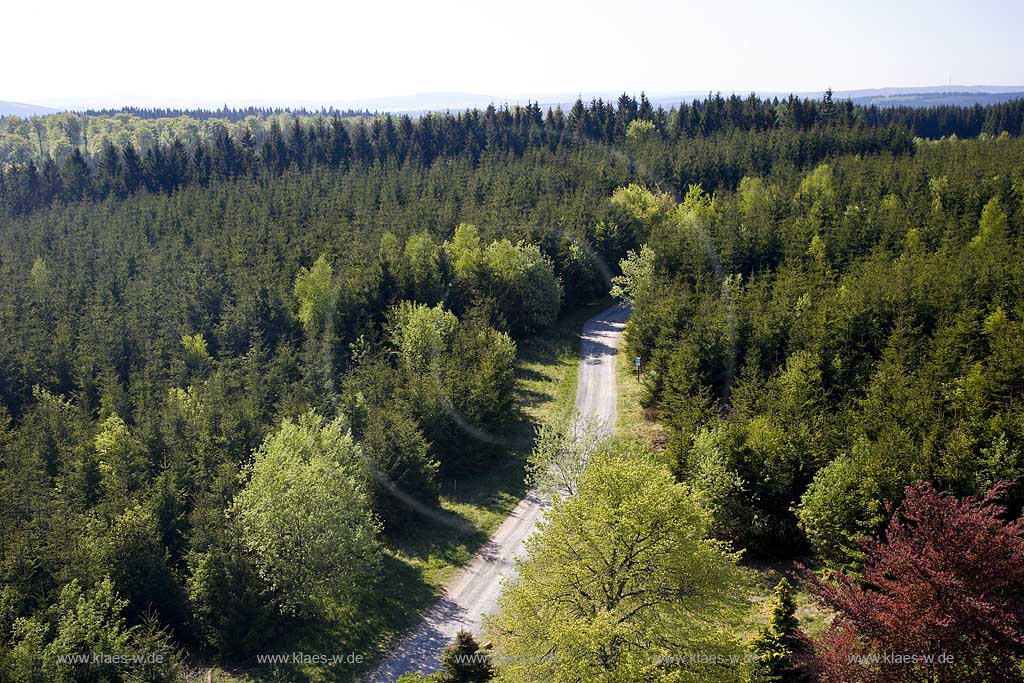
[367, 304, 630, 682]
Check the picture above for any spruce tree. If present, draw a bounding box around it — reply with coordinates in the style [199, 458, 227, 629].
[748, 578, 809, 682]
[440, 630, 494, 683]
[120, 141, 142, 193]
[62, 148, 92, 200]
[637, 91, 654, 121]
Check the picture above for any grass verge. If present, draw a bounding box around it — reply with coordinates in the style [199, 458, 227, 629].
[614, 324, 665, 448]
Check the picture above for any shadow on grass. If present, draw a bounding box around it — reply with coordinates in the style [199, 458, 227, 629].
[387, 503, 491, 566]
[514, 387, 554, 413]
[192, 554, 436, 682]
[353, 553, 439, 654]
[516, 366, 555, 383]
[518, 328, 580, 365]
[381, 444, 529, 586]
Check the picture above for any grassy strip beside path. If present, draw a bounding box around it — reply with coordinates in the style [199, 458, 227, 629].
[614, 324, 666, 448]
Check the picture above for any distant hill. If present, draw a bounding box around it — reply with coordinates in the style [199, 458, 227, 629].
[835, 84, 1024, 98]
[4, 85, 1024, 117]
[76, 106, 373, 122]
[333, 86, 1024, 114]
[645, 86, 1024, 111]
[331, 92, 502, 113]
[0, 101, 59, 117]
[847, 91, 1024, 108]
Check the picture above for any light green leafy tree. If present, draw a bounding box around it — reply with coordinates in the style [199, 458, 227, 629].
[444, 226, 562, 335]
[971, 196, 1009, 248]
[737, 176, 772, 221]
[448, 223, 484, 285]
[95, 414, 147, 512]
[28, 257, 50, 293]
[487, 450, 750, 683]
[180, 333, 212, 377]
[387, 301, 459, 373]
[807, 233, 828, 271]
[3, 611, 48, 683]
[798, 450, 887, 569]
[293, 254, 337, 333]
[610, 184, 676, 227]
[797, 163, 835, 204]
[610, 244, 655, 305]
[626, 119, 657, 145]
[232, 411, 380, 615]
[685, 426, 745, 540]
[42, 578, 133, 683]
[482, 239, 562, 336]
[405, 232, 445, 302]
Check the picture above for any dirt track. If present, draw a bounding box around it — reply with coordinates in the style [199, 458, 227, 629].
[367, 304, 630, 682]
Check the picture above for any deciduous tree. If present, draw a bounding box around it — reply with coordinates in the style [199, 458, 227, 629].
[487, 450, 749, 682]
[232, 412, 380, 616]
[808, 481, 1024, 683]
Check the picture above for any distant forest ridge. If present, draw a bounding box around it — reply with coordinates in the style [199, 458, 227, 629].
[75, 105, 375, 121]
[849, 91, 1024, 108]
[38, 91, 1024, 117]
[1, 90, 1023, 214]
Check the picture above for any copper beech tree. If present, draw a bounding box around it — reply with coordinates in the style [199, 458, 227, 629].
[809, 481, 1024, 683]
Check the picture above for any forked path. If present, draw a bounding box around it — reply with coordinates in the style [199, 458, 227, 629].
[367, 304, 631, 682]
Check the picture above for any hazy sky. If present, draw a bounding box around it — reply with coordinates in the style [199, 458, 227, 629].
[6, 0, 1023, 106]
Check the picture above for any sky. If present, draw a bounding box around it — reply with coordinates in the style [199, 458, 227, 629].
[5, 0, 1023, 108]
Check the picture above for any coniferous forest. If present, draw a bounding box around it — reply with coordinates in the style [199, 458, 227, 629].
[1, 92, 1024, 682]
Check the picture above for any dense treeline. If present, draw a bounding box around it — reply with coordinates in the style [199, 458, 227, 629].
[4, 92, 1022, 172]
[621, 136, 1024, 561]
[0, 139, 628, 679]
[76, 106, 374, 122]
[1, 90, 1023, 681]
[1, 94, 926, 216]
[863, 97, 1024, 138]
[6, 92, 1021, 214]
[467, 131, 1024, 682]
[0, 111, 370, 171]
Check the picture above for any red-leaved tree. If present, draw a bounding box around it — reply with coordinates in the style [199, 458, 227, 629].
[808, 481, 1024, 683]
